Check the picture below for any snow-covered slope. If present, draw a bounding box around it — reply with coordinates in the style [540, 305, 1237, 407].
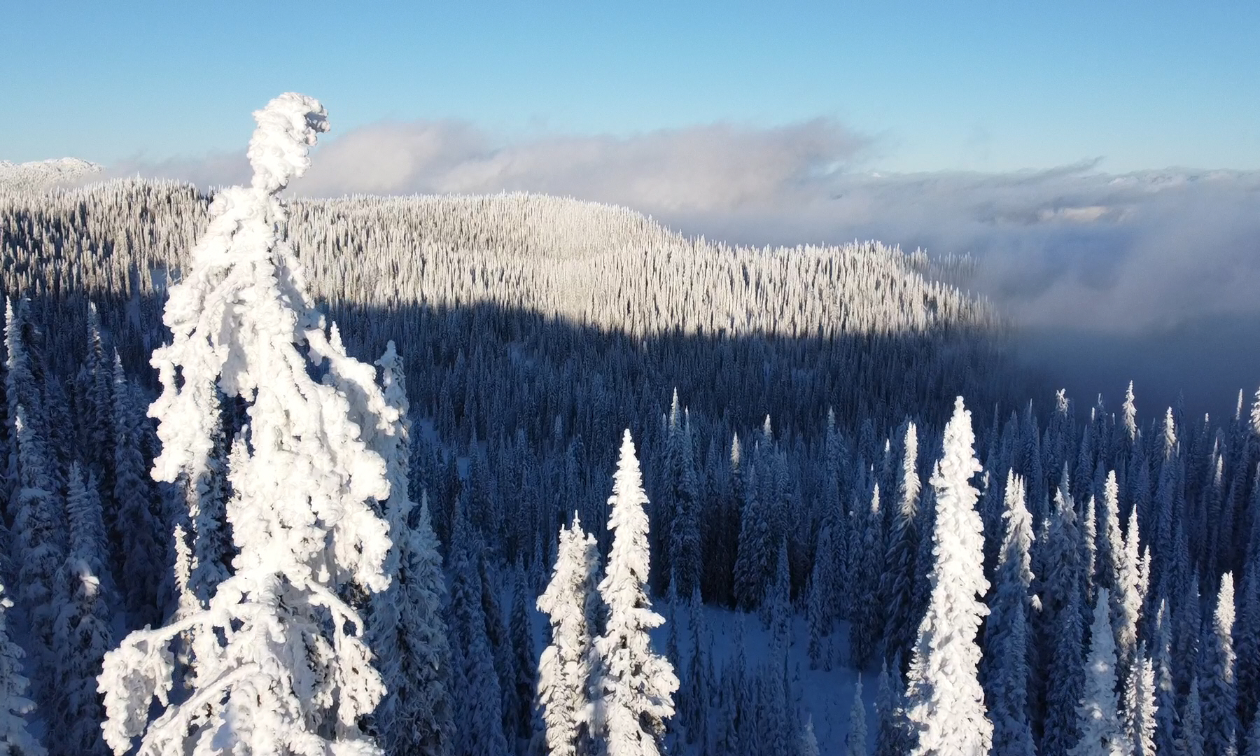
[0, 158, 100, 191]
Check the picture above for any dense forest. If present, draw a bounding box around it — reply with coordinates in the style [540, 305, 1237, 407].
[0, 94, 1257, 756]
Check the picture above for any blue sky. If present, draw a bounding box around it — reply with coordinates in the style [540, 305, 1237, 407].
[3, 1, 1258, 172]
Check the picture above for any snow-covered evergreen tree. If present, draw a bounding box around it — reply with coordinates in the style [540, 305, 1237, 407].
[0, 580, 43, 756]
[874, 657, 908, 756]
[847, 676, 868, 756]
[97, 93, 395, 756]
[593, 430, 678, 756]
[1201, 573, 1239, 756]
[1123, 644, 1157, 756]
[882, 421, 921, 666]
[983, 471, 1036, 756]
[905, 397, 992, 756]
[1069, 588, 1133, 756]
[51, 462, 114, 756]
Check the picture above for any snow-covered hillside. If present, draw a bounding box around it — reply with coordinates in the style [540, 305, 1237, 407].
[0, 157, 99, 191]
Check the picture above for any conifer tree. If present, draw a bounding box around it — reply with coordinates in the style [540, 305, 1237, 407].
[1180, 678, 1207, 756]
[538, 514, 601, 756]
[1124, 644, 1157, 756]
[110, 351, 164, 627]
[0, 580, 43, 756]
[733, 463, 771, 611]
[882, 421, 921, 666]
[847, 676, 868, 756]
[983, 471, 1036, 756]
[1044, 575, 1087, 756]
[1069, 588, 1132, 756]
[874, 657, 907, 756]
[594, 430, 678, 756]
[51, 462, 114, 756]
[509, 566, 540, 749]
[1152, 600, 1179, 756]
[905, 397, 992, 756]
[448, 507, 509, 756]
[1201, 573, 1239, 756]
[367, 343, 454, 756]
[97, 93, 395, 756]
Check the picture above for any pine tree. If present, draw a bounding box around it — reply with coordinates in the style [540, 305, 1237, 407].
[1124, 644, 1157, 756]
[593, 430, 678, 756]
[10, 403, 64, 657]
[800, 715, 820, 756]
[905, 397, 992, 756]
[733, 463, 771, 611]
[449, 508, 510, 756]
[1180, 678, 1207, 756]
[1043, 569, 1087, 756]
[538, 514, 601, 756]
[51, 462, 114, 756]
[1069, 587, 1133, 756]
[110, 351, 164, 627]
[98, 93, 394, 755]
[509, 566, 541, 750]
[367, 342, 455, 756]
[850, 483, 885, 668]
[680, 586, 712, 750]
[882, 422, 921, 666]
[874, 657, 908, 756]
[0, 580, 44, 756]
[847, 676, 868, 756]
[806, 524, 836, 670]
[1152, 600, 1179, 756]
[983, 471, 1036, 756]
[1201, 573, 1239, 756]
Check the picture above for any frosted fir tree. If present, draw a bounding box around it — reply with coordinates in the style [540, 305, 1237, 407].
[538, 514, 601, 756]
[874, 657, 908, 756]
[110, 351, 164, 627]
[509, 565, 541, 747]
[800, 715, 820, 756]
[1123, 644, 1157, 756]
[447, 508, 509, 756]
[680, 586, 712, 750]
[97, 93, 395, 756]
[10, 403, 64, 657]
[1069, 588, 1133, 756]
[881, 421, 921, 667]
[1179, 678, 1207, 756]
[982, 471, 1036, 756]
[1201, 573, 1239, 756]
[847, 676, 868, 756]
[850, 483, 886, 668]
[1246, 706, 1260, 756]
[367, 344, 454, 756]
[593, 430, 678, 756]
[1151, 600, 1179, 755]
[51, 463, 114, 756]
[904, 397, 992, 756]
[0, 580, 44, 756]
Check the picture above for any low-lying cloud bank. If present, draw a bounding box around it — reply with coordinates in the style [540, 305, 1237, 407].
[106, 118, 1260, 413]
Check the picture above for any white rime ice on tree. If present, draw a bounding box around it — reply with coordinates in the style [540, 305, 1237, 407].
[0, 580, 44, 756]
[97, 93, 394, 756]
[1070, 588, 1133, 756]
[593, 430, 678, 756]
[538, 513, 601, 756]
[905, 397, 992, 756]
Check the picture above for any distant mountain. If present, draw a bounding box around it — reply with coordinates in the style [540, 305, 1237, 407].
[0, 157, 100, 191]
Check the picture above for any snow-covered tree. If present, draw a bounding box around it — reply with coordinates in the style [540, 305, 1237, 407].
[51, 462, 114, 756]
[983, 471, 1036, 756]
[874, 657, 908, 756]
[905, 397, 992, 756]
[847, 676, 868, 756]
[0, 580, 43, 756]
[1069, 587, 1132, 756]
[1201, 573, 1239, 756]
[538, 513, 601, 756]
[367, 341, 454, 756]
[593, 430, 678, 756]
[1123, 644, 1157, 756]
[882, 421, 921, 666]
[800, 715, 820, 756]
[98, 93, 395, 756]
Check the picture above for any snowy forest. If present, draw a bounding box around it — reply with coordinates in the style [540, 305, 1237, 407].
[0, 93, 1258, 756]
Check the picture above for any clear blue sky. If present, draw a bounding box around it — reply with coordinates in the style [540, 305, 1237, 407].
[3, 1, 1258, 172]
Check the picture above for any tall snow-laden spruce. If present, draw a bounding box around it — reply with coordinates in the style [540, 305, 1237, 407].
[905, 397, 992, 756]
[538, 514, 601, 756]
[1201, 573, 1238, 756]
[368, 342, 454, 756]
[594, 430, 678, 756]
[982, 471, 1036, 756]
[97, 93, 395, 756]
[847, 676, 868, 756]
[1070, 587, 1132, 756]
